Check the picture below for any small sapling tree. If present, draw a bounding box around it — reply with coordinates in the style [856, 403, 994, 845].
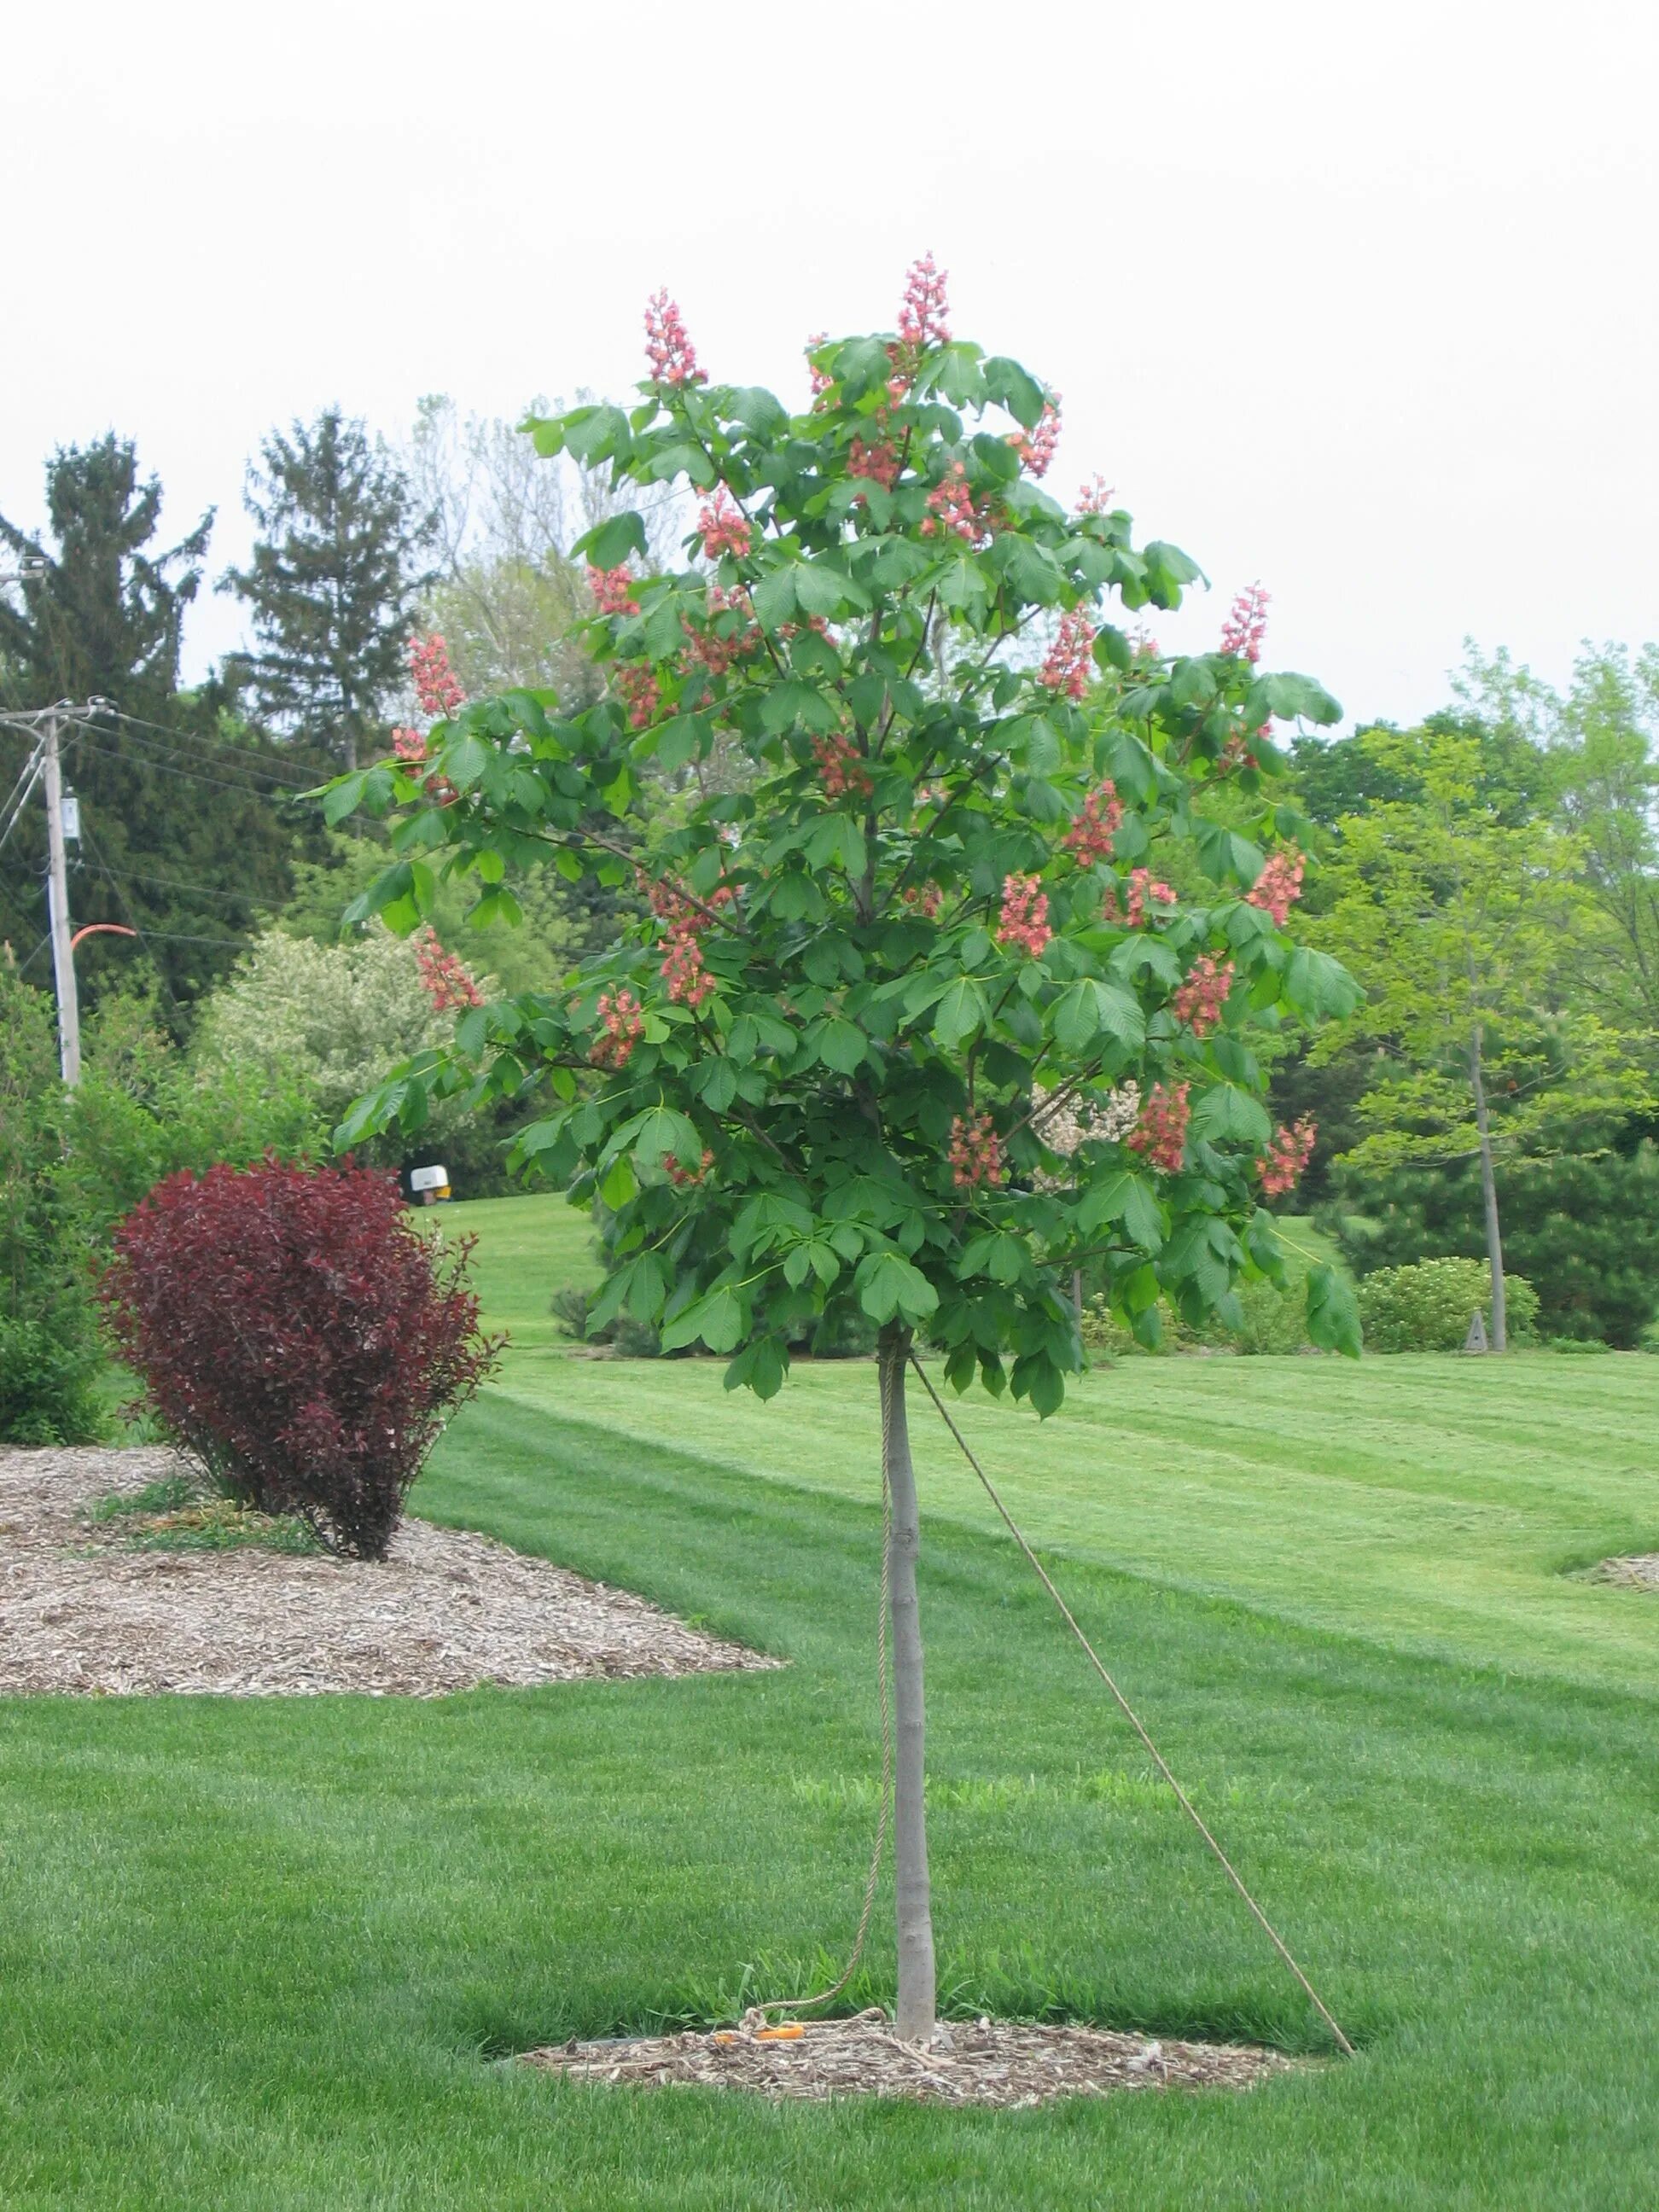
[329, 263, 1361, 2041]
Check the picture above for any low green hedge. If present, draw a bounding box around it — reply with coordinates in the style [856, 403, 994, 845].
[1356, 1258, 1539, 1352]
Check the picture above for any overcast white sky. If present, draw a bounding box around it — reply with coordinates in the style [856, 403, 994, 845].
[4, 0, 1655, 728]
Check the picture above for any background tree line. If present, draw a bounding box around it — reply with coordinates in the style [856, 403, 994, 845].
[1277, 644, 1659, 1347]
[3, 390, 1657, 1424]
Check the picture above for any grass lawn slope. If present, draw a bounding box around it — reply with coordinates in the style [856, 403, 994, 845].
[4, 1190, 1658, 2209]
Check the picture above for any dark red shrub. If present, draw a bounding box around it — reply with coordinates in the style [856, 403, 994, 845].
[101, 1160, 502, 1560]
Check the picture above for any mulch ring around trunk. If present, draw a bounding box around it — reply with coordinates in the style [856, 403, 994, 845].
[520, 2006, 1298, 2110]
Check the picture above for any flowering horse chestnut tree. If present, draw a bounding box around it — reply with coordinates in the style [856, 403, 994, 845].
[327, 260, 1360, 2043]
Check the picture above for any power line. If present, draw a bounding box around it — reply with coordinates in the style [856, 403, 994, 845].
[94, 700, 320, 775]
[83, 859, 288, 912]
[0, 739, 45, 857]
[73, 718, 313, 795]
[90, 926, 264, 946]
[84, 704, 322, 791]
[64, 723, 314, 804]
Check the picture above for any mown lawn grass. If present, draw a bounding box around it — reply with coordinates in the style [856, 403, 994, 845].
[5, 1193, 1659, 2207]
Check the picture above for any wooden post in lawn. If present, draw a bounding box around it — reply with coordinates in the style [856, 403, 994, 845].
[1469, 1020, 1507, 1352]
[879, 1324, 936, 2044]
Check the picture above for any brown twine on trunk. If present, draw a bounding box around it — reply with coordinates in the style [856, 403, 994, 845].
[907, 1349, 1355, 2059]
[754, 1442, 894, 2016]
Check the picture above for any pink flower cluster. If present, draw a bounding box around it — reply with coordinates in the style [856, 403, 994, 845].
[948, 1111, 1004, 1190]
[1110, 867, 1176, 928]
[1246, 849, 1306, 927]
[811, 731, 872, 800]
[644, 288, 701, 387]
[588, 563, 640, 615]
[682, 583, 763, 677]
[1219, 725, 1266, 774]
[1010, 395, 1062, 479]
[408, 633, 465, 719]
[666, 1146, 715, 1189]
[1171, 955, 1235, 1039]
[901, 882, 944, 919]
[1074, 474, 1116, 516]
[698, 486, 752, 561]
[1127, 1081, 1190, 1175]
[921, 462, 980, 543]
[1061, 781, 1124, 865]
[611, 663, 661, 731]
[648, 877, 733, 1010]
[805, 332, 833, 399]
[660, 934, 709, 1008]
[1039, 608, 1097, 701]
[1258, 1116, 1317, 1198]
[413, 926, 482, 1015]
[996, 872, 1051, 957]
[591, 987, 644, 1072]
[391, 726, 427, 762]
[647, 876, 731, 934]
[1220, 582, 1271, 663]
[898, 251, 951, 352]
[848, 436, 900, 491]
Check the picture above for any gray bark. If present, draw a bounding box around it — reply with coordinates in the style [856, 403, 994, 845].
[879, 1327, 936, 2043]
[1469, 1027, 1507, 1353]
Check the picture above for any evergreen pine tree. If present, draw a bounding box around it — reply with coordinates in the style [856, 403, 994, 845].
[222, 410, 433, 768]
[0, 432, 212, 705]
[0, 436, 317, 1012]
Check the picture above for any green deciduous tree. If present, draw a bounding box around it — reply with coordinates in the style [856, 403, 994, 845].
[331, 269, 1360, 2042]
[280, 829, 591, 996]
[1547, 643, 1659, 1037]
[407, 393, 680, 707]
[222, 410, 434, 769]
[194, 924, 484, 1138]
[1311, 725, 1650, 1349]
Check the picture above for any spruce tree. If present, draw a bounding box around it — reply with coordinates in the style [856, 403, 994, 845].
[0, 432, 212, 706]
[223, 410, 433, 768]
[0, 437, 312, 1011]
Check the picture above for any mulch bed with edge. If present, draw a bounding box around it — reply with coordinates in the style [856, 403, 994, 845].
[521, 2005, 1297, 2110]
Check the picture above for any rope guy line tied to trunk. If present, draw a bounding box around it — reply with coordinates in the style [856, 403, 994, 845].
[907, 1350, 1355, 2059]
[756, 1452, 895, 2017]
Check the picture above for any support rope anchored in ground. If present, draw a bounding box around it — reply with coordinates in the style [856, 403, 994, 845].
[757, 1457, 894, 2017]
[907, 1350, 1355, 2060]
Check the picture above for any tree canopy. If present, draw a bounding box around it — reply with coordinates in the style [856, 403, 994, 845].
[335, 271, 1364, 1406]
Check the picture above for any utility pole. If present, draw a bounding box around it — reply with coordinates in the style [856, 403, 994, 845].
[0, 696, 97, 1086]
[39, 713, 81, 1086]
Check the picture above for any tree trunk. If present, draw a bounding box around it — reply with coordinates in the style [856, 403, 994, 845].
[1469, 1026, 1507, 1353]
[878, 1326, 936, 2043]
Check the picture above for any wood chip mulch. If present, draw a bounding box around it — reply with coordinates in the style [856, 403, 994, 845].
[521, 2006, 1295, 2109]
[0, 1445, 779, 1697]
[1589, 1555, 1659, 1589]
